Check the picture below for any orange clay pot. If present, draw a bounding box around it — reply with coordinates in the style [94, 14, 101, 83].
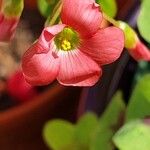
[0, 83, 81, 150]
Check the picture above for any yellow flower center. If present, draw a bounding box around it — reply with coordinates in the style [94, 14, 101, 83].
[54, 27, 80, 51]
[61, 39, 71, 51]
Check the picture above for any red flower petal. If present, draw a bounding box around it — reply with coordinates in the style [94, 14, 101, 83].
[129, 40, 150, 61]
[80, 27, 124, 65]
[22, 42, 60, 85]
[57, 50, 102, 86]
[61, 0, 102, 37]
[38, 24, 66, 53]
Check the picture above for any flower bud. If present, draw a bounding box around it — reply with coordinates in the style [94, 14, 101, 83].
[117, 21, 150, 61]
[129, 40, 150, 61]
[0, 0, 24, 42]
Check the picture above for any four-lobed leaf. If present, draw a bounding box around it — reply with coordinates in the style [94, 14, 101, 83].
[43, 113, 99, 150]
[113, 120, 150, 150]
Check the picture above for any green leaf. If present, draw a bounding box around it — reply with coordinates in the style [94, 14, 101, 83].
[113, 120, 150, 150]
[96, 0, 117, 18]
[37, 0, 58, 18]
[126, 74, 150, 121]
[37, 0, 51, 17]
[43, 120, 75, 150]
[75, 112, 98, 149]
[91, 92, 126, 150]
[90, 128, 114, 150]
[99, 91, 125, 128]
[137, 0, 150, 43]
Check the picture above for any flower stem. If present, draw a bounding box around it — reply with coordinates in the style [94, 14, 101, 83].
[103, 13, 139, 49]
[103, 13, 119, 27]
[45, 0, 62, 27]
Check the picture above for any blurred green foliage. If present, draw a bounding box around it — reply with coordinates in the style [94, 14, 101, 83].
[37, 0, 59, 18]
[43, 74, 150, 150]
[96, 0, 117, 18]
[43, 92, 125, 150]
[126, 74, 150, 121]
[138, 0, 150, 43]
[113, 120, 150, 150]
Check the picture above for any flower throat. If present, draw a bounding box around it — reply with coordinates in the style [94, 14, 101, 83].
[54, 27, 80, 51]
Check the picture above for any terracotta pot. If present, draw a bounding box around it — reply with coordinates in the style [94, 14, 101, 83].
[0, 83, 81, 150]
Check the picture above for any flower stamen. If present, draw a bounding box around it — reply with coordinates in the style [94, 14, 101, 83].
[61, 39, 71, 51]
[54, 27, 80, 51]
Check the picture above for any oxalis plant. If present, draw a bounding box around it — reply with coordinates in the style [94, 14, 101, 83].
[0, 0, 150, 149]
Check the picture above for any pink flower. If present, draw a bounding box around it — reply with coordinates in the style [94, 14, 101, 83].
[0, 13, 19, 42]
[128, 40, 150, 61]
[22, 0, 124, 86]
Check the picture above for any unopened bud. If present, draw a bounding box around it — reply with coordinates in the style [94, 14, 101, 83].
[0, 0, 24, 42]
[116, 21, 138, 49]
[117, 21, 150, 61]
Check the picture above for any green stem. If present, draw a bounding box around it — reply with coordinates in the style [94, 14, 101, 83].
[103, 13, 139, 49]
[45, 0, 62, 26]
[103, 13, 119, 27]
